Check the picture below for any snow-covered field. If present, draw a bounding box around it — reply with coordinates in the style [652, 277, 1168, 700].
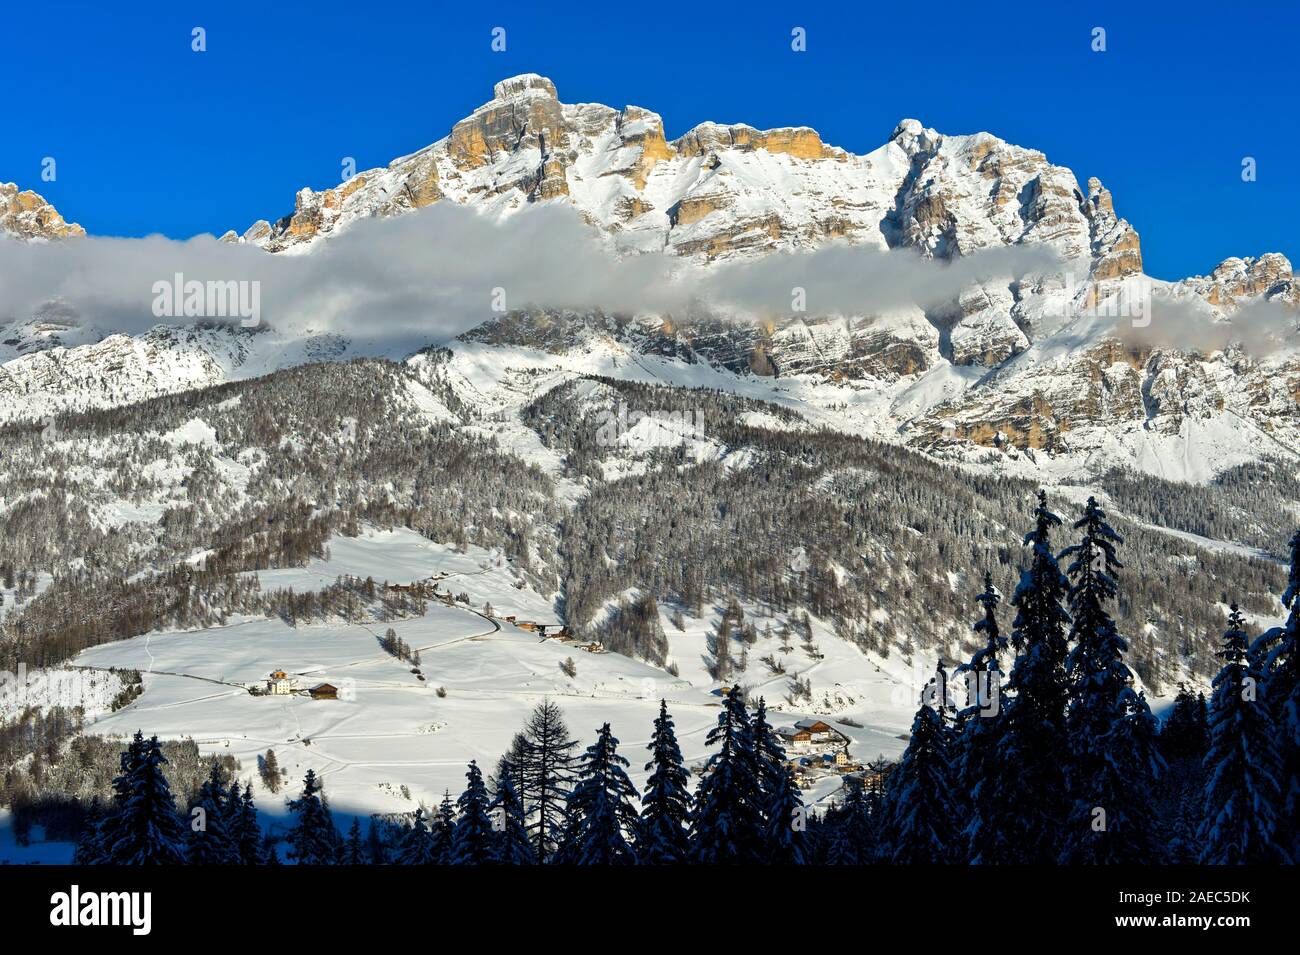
[0, 502, 1208, 863]
[0, 525, 949, 860]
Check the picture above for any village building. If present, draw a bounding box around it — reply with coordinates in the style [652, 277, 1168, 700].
[308, 683, 339, 701]
[776, 726, 813, 750]
[795, 718, 837, 740]
[267, 670, 295, 695]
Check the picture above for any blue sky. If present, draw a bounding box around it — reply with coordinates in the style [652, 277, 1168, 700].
[6, 0, 1296, 279]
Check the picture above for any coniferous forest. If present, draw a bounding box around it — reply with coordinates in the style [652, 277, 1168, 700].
[64, 495, 1299, 866]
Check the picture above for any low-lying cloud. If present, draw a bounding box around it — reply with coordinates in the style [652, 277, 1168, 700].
[0, 202, 1292, 358]
[1117, 292, 1297, 356]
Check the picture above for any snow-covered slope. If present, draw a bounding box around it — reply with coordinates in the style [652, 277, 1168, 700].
[59, 524, 953, 826]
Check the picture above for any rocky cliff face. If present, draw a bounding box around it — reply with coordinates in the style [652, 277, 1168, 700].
[223, 74, 1180, 381]
[0, 182, 84, 240]
[226, 75, 1152, 294]
[1177, 253, 1298, 312]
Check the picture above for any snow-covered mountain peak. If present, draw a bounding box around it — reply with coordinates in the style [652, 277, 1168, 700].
[1, 78, 1296, 486]
[0, 299, 107, 362]
[490, 72, 560, 103]
[0, 182, 84, 241]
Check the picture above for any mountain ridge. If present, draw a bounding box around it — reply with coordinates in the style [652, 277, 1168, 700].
[1, 75, 1297, 486]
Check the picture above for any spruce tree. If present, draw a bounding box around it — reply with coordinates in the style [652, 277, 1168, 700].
[1058, 496, 1162, 864]
[979, 491, 1071, 863]
[953, 571, 1007, 862]
[451, 761, 494, 864]
[262, 833, 281, 864]
[489, 773, 537, 865]
[235, 783, 265, 864]
[495, 732, 530, 798]
[749, 698, 787, 826]
[88, 731, 148, 864]
[763, 761, 807, 864]
[99, 733, 188, 865]
[1252, 528, 1300, 860]
[690, 686, 763, 863]
[564, 723, 640, 864]
[637, 700, 691, 864]
[825, 776, 873, 865]
[1198, 604, 1290, 863]
[394, 807, 438, 864]
[431, 791, 455, 864]
[73, 798, 109, 864]
[342, 817, 367, 865]
[1161, 686, 1210, 760]
[366, 818, 389, 865]
[185, 762, 237, 865]
[285, 769, 338, 864]
[823, 808, 858, 865]
[750, 694, 803, 864]
[879, 682, 955, 864]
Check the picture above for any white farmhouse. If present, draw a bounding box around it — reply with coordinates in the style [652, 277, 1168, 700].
[267, 670, 295, 695]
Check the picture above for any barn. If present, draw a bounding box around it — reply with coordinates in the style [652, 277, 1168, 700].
[308, 683, 339, 700]
[795, 718, 836, 739]
[776, 726, 813, 748]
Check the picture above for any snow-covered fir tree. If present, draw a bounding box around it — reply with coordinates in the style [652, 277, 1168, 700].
[1058, 496, 1162, 864]
[637, 700, 691, 864]
[748, 696, 804, 863]
[185, 761, 237, 865]
[394, 806, 438, 865]
[77, 736, 146, 865]
[366, 818, 389, 865]
[72, 797, 109, 865]
[1252, 529, 1300, 860]
[431, 791, 456, 864]
[749, 698, 787, 826]
[824, 776, 874, 865]
[879, 681, 956, 864]
[451, 761, 494, 865]
[952, 571, 1007, 861]
[342, 817, 366, 865]
[98, 732, 188, 865]
[690, 686, 763, 864]
[285, 769, 339, 865]
[494, 732, 530, 802]
[763, 761, 807, 864]
[561, 723, 640, 865]
[1198, 604, 1290, 864]
[979, 491, 1072, 863]
[1161, 686, 1210, 760]
[234, 782, 265, 864]
[488, 773, 537, 865]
